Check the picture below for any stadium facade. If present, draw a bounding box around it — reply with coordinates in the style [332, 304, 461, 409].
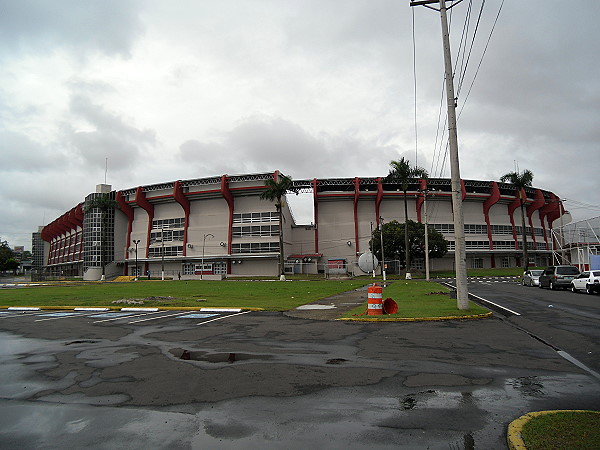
[32, 171, 568, 280]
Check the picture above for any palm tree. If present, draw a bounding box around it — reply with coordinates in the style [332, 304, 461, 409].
[84, 193, 120, 280]
[500, 169, 534, 273]
[385, 158, 428, 274]
[260, 174, 298, 280]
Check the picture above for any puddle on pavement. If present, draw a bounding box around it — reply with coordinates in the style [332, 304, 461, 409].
[171, 349, 273, 364]
[506, 376, 545, 397]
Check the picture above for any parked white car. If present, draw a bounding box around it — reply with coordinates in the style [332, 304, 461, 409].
[522, 269, 544, 287]
[570, 270, 600, 294]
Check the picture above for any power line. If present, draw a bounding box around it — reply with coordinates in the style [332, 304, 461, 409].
[412, 7, 419, 167]
[458, 0, 504, 119]
[457, 0, 486, 97]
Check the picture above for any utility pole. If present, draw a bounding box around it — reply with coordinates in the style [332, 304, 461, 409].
[410, 0, 469, 309]
[379, 217, 387, 282]
[423, 190, 430, 281]
[370, 222, 376, 278]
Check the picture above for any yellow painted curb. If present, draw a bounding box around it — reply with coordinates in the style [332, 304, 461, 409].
[337, 312, 492, 322]
[507, 410, 600, 450]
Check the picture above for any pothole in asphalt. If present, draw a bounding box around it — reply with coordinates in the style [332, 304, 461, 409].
[325, 358, 348, 365]
[170, 349, 273, 364]
[64, 340, 101, 346]
[507, 376, 545, 396]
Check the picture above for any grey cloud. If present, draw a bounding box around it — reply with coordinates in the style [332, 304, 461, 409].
[0, 131, 62, 172]
[0, 0, 144, 59]
[64, 95, 155, 171]
[179, 115, 408, 180]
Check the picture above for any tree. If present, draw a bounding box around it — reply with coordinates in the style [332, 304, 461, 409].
[4, 258, 20, 275]
[384, 158, 428, 273]
[371, 220, 448, 270]
[260, 174, 298, 280]
[0, 240, 15, 273]
[500, 169, 534, 273]
[84, 193, 120, 280]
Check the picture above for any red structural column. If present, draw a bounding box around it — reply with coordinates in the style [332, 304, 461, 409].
[74, 204, 84, 227]
[507, 188, 525, 249]
[353, 177, 360, 252]
[220, 175, 234, 256]
[173, 181, 191, 256]
[483, 182, 501, 251]
[135, 187, 154, 258]
[312, 178, 319, 254]
[526, 189, 545, 249]
[375, 177, 383, 226]
[546, 193, 562, 228]
[539, 193, 558, 249]
[460, 179, 466, 201]
[66, 207, 79, 231]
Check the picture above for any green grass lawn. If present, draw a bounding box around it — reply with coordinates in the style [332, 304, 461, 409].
[0, 280, 365, 311]
[521, 411, 600, 449]
[341, 280, 490, 319]
[0, 279, 491, 319]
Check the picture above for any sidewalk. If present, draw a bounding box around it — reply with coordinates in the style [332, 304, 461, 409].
[284, 285, 370, 320]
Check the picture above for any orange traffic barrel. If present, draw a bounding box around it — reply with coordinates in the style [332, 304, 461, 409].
[383, 298, 398, 315]
[367, 284, 383, 316]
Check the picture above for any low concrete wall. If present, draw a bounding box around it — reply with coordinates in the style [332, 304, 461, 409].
[180, 274, 224, 281]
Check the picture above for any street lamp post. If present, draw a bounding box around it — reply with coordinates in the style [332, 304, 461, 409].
[202, 233, 214, 280]
[133, 239, 140, 280]
[379, 217, 386, 282]
[161, 229, 165, 281]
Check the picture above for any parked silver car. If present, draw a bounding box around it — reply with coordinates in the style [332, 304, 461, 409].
[570, 270, 600, 294]
[538, 265, 580, 290]
[522, 269, 544, 287]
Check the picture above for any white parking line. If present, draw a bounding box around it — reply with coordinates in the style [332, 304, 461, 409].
[0, 311, 40, 319]
[196, 310, 251, 325]
[93, 310, 163, 323]
[34, 312, 100, 322]
[128, 311, 193, 324]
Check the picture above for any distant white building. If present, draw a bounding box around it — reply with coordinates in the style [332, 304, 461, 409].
[557, 217, 600, 271]
[35, 171, 569, 280]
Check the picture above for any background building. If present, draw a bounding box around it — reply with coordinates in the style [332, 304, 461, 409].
[35, 171, 569, 280]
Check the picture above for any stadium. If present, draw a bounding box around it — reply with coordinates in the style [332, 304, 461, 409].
[32, 171, 568, 280]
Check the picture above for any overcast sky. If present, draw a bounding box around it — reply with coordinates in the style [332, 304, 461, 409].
[1, 0, 599, 249]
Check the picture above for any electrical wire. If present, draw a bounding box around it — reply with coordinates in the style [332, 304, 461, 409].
[457, 0, 486, 97]
[458, 0, 504, 120]
[412, 7, 419, 167]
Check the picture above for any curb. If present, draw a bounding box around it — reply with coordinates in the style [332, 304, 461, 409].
[1, 306, 264, 312]
[337, 312, 493, 322]
[507, 410, 600, 450]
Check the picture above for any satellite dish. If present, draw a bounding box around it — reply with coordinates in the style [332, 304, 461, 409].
[358, 252, 379, 273]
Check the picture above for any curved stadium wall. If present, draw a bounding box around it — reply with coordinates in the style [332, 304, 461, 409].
[35, 172, 567, 279]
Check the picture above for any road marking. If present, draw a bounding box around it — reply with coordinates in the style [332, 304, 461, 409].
[128, 311, 192, 324]
[196, 310, 251, 325]
[93, 310, 163, 323]
[90, 312, 136, 319]
[177, 313, 219, 319]
[441, 282, 521, 316]
[35, 312, 100, 322]
[557, 351, 600, 382]
[468, 293, 521, 316]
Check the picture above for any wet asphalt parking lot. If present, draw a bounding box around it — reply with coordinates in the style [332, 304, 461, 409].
[0, 281, 599, 449]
